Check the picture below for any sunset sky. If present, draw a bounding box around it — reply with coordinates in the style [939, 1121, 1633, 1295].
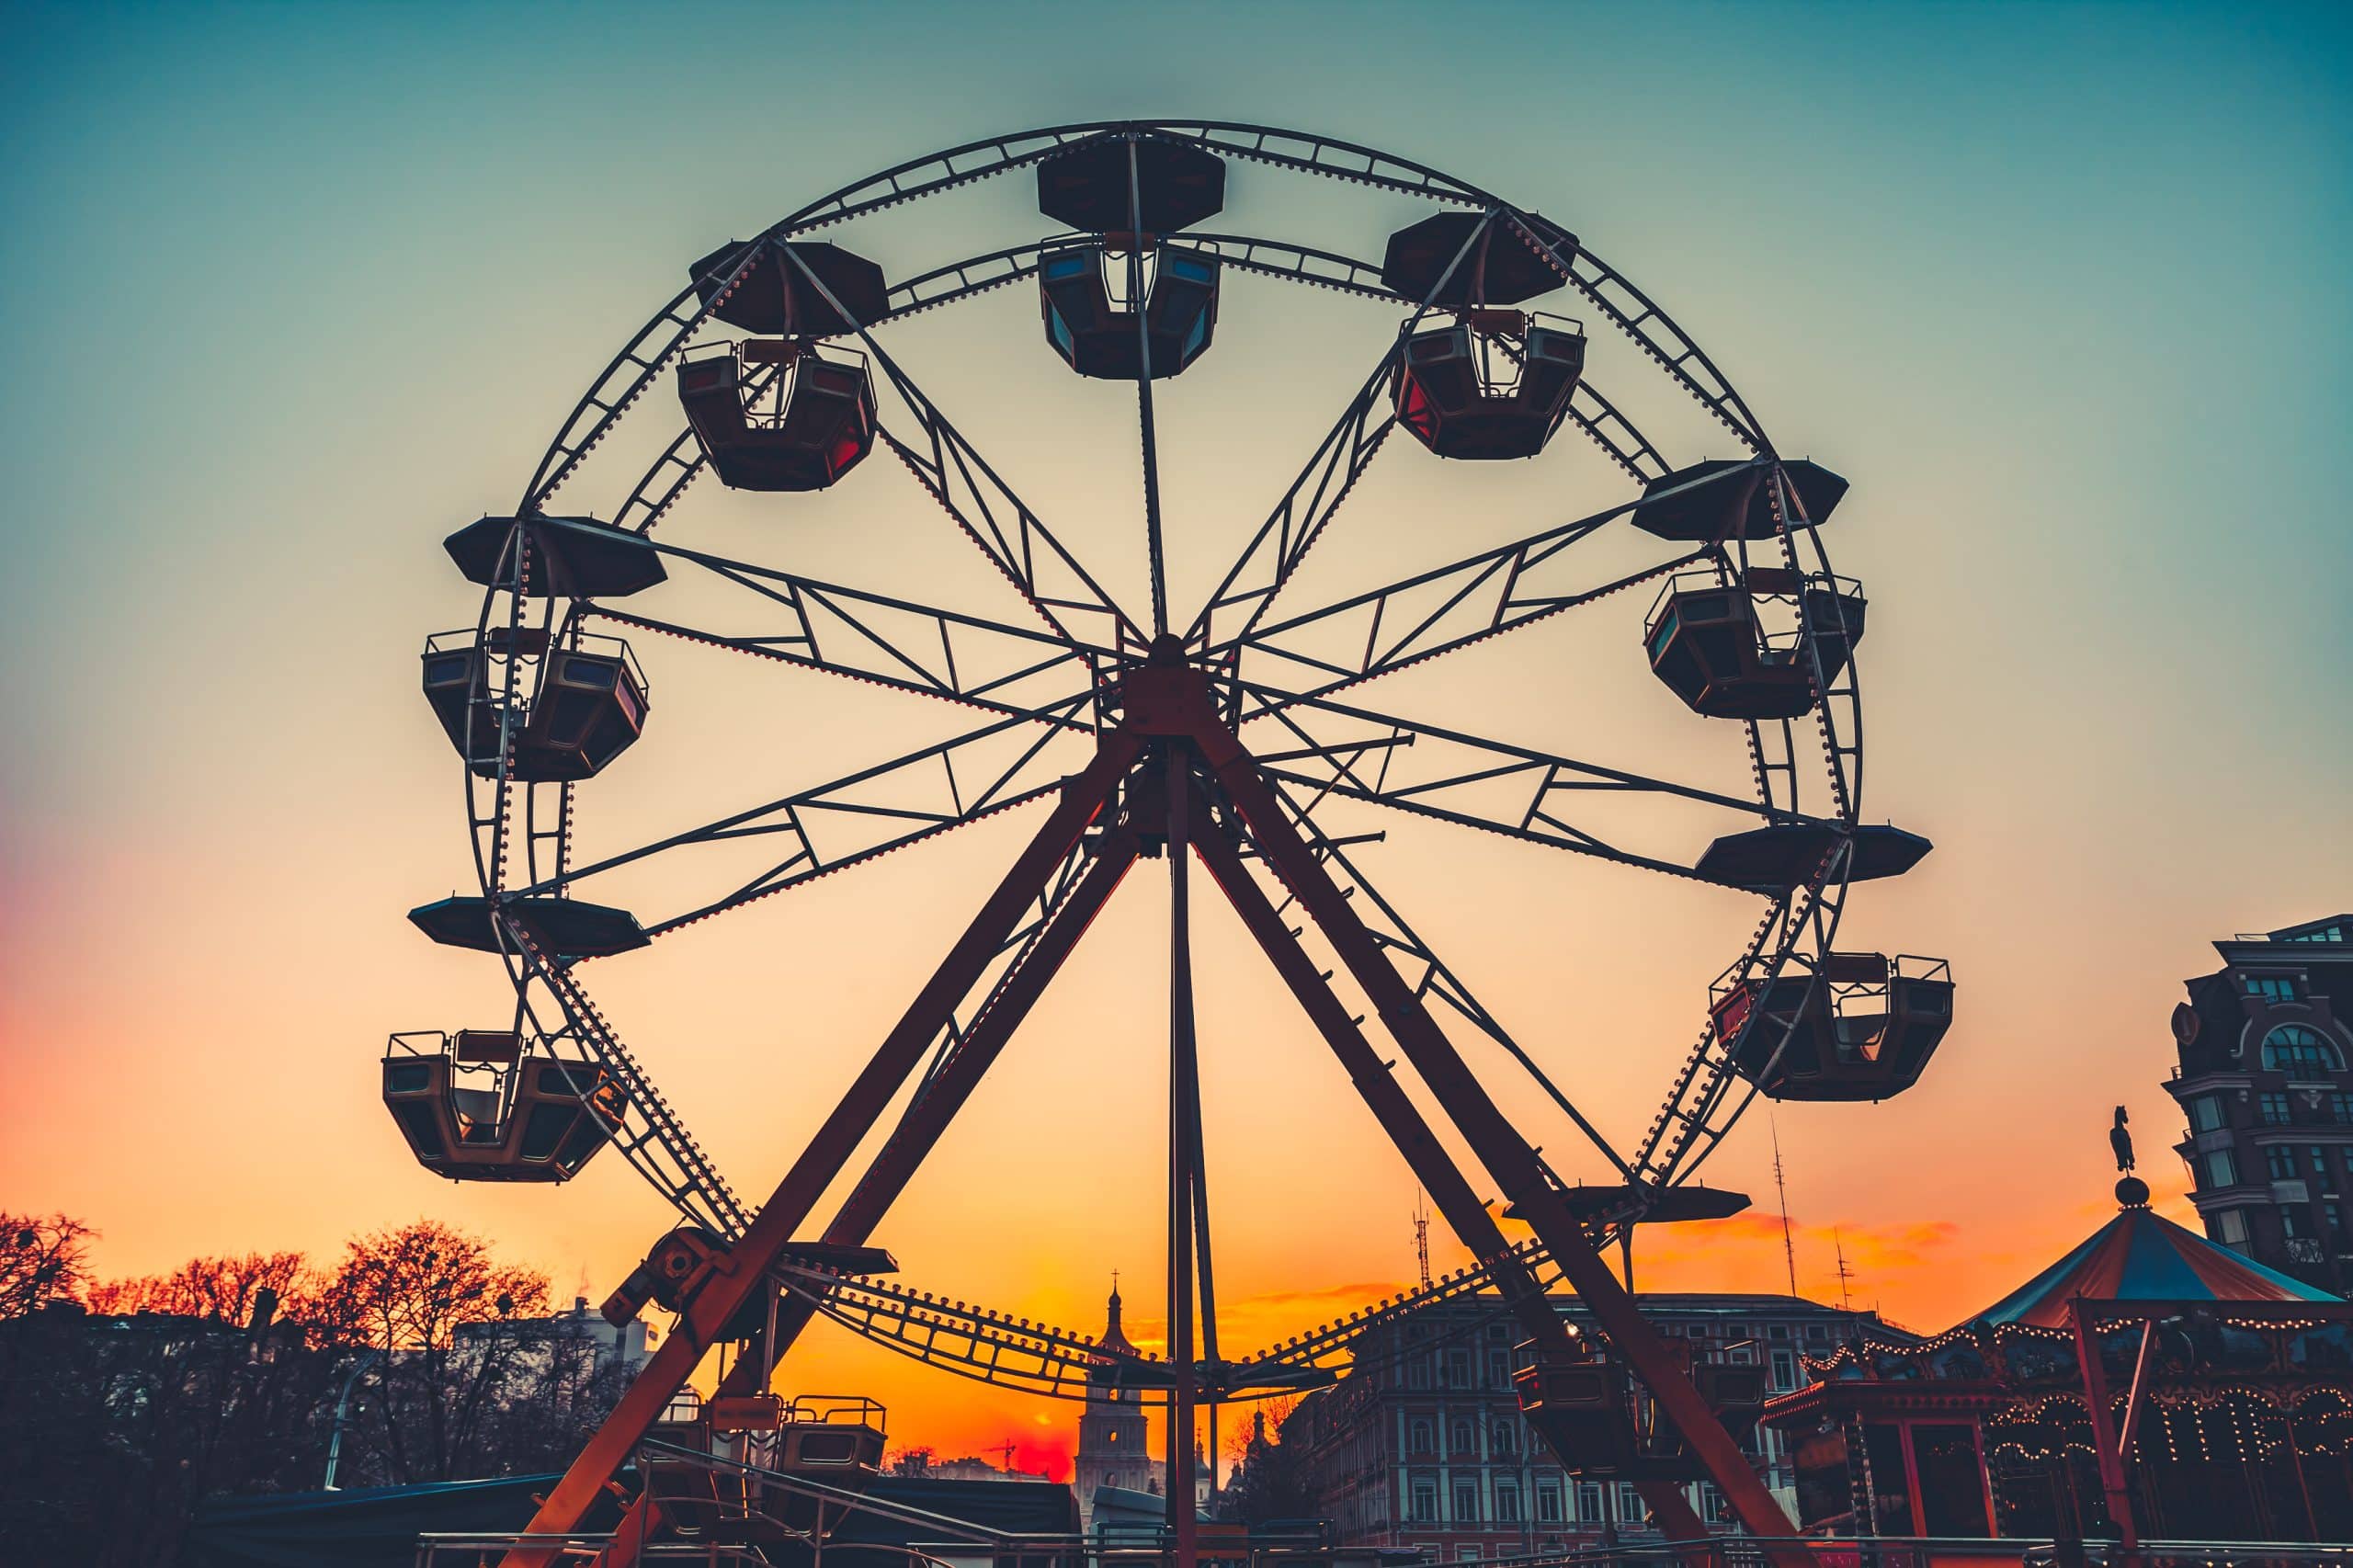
[4, 1, 2350, 1483]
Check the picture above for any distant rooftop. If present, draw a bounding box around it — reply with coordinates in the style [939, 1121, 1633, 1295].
[2219, 915, 2348, 951]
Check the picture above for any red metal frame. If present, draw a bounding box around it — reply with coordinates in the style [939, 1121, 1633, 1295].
[505, 677, 1806, 1568]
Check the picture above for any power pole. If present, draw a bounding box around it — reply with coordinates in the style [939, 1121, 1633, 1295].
[1771, 1118, 1800, 1301]
[1414, 1189, 1433, 1290]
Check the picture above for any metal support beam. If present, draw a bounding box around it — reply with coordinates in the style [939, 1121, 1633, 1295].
[501, 733, 1143, 1567]
[587, 829, 1145, 1567]
[1166, 744, 1199, 1566]
[2071, 1298, 2143, 1563]
[1184, 790, 1712, 1550]
[1202, 745, 1804, 1562]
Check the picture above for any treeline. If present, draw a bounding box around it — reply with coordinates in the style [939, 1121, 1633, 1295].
[0, 1210, 633, 1567]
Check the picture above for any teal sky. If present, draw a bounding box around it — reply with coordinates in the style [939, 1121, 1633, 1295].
[3, 0, 2350, 1458]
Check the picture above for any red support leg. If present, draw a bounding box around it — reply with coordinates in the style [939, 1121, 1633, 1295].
[1203, 745, 1805, 1564]
[2071, 1301, 2142, 1563]
[503, 734, 1142, 1566]
[1185, 792, 1715, 1549]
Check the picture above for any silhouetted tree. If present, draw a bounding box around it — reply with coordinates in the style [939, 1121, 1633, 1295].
[0, 1210, 635, 1565]
[86, 1249, 311, 1324]
[1216, 1398, 1315, 1528]
[0, 1210, 97, 1318]
[306, 1218, 555, 1483]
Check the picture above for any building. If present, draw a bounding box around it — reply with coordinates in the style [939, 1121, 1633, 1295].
[914, 1453, 1053, 1483]
[1763, 1170, 2350, 1543]
[2163, 914, 2353, 1293]
[1281, 1290, 1903, 1558]
[453, 1293, 658, 1374]
[1073, 1279, 1162, 1525]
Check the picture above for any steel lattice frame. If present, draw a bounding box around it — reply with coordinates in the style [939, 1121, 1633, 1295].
[413, 120, 1908, 1568]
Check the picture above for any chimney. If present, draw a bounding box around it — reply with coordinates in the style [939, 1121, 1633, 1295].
[246, 1287, 280, 1361]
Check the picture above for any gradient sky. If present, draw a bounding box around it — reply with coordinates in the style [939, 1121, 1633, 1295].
[4, 1, 2350, 1480]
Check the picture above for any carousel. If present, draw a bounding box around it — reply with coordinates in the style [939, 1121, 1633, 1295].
[1764, 1120, 2351, 1548]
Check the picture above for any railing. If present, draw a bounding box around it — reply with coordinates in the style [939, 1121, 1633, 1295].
[413, 1540, 2353, 1568]
[1477, 1539, 2353, 1568]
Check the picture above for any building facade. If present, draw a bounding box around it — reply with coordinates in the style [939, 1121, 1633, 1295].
[1282, 1291, 1902, 1559]
[454, 1293, 659, 1374]
[2164, 915, 2353, 1294]
[1073, 1282, 1162, 1526]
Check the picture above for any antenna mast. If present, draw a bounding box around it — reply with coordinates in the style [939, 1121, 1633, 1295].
[1771, 1119, 1800, 1301]
[1413, 1189, 1433, 1290]
[1832, 1229, 1857, 1312]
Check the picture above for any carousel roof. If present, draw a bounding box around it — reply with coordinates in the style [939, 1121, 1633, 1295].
[1971, 1199, 2337, 1330]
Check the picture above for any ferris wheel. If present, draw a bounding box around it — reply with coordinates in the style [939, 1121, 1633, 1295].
[390, 121, 1952, 1564]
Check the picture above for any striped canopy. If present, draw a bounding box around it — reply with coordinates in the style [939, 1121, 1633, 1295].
[1972, 1204, 2339, 1329]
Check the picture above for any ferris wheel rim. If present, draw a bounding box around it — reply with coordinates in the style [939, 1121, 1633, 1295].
[425, 119, 1900, 1314]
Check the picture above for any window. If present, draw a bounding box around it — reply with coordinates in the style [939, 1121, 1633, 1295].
[1451, 1419, 1474, 1455]
[2188, 1094, 2225, 1132]
[2284, 1206, 2311, 1240]
[1453, 1483, 1480, 1522]
[2262, 1092, 2294, 1125]
[2264, 1025, 2345, 1076]
[2214, 1209, 2251, 1251]
[1617, 1484, 1646, 1526]
[1769, 1324, 1790, 1339]
[1491, 1420, 1517, 1455]
[1412, 1483, 1438, 1522]
[2206, 1148, 2240, 1188]
[1576, 1483, 1603, 1524]
[2245, 974, 2299, 1005]
[2315, 1145, 2332, 1176]
[1702, 1485, 1732, 1524]
[2268, 1145, 2300, 1181]
[1495, 1485, 1520, 1523]
[1771, 1347, 1798, 1391]
[2327, 1202, 2346, 1243]
[1806, 1324, 1830, 1342]
[1455, 1550, 1480, 1564]
[1537, 1485, 1563, 1523]
[1410, 1417, 1434, 1453]
[1448, 1349, 1472, 1387]
[2333, 1093, 2353, 1125]
[1489, 1351, 1511, 1388]
[2283, 924, 2346, 943]
[1409, 1356, 1429, 1390]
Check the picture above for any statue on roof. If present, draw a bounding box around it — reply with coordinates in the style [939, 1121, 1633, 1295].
[2111, 1105, 2151, 1208]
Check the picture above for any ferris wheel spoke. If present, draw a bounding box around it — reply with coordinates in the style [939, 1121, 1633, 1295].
[1227, 461, 1762, 697]
[753, 244, 1139, 651]
[1188, 211, 1505, 650]
[1250, 775, 1635, 1185]
[523, 697, 1091, 937]
[584, 593, 1102, 731]
[1239, 681, 1813, 887]
[614, 519, 1112, 680]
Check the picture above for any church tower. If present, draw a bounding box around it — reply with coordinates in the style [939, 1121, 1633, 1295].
[1071, 1276, 1157, 1527]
